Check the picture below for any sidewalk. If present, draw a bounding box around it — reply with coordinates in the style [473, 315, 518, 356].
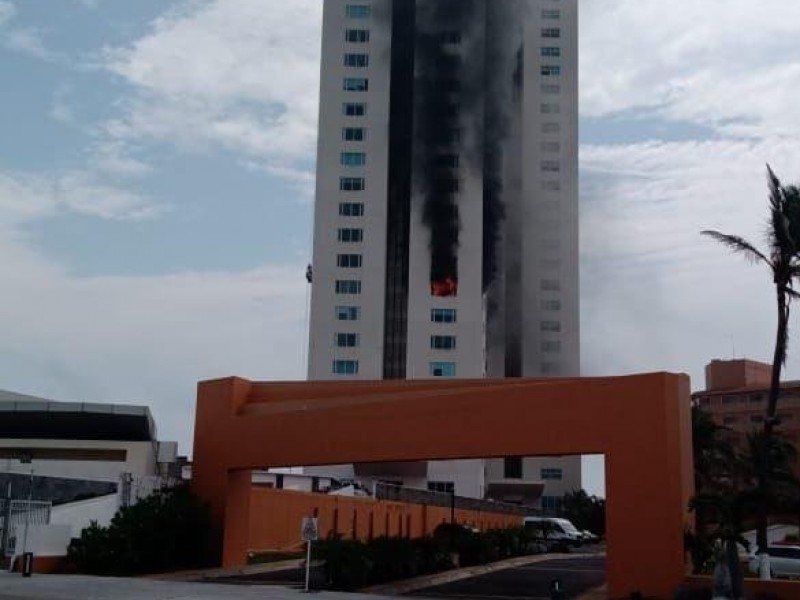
[0, 571, 379, 600]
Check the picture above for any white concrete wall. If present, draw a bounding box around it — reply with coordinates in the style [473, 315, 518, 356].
[0, 439, 158, 482]
[308, 0, 394, 380]
[50, 494, 118, 538]
[13, 524, 72, 557]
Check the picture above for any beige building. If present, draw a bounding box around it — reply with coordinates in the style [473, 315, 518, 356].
[693, 359, 800, 455]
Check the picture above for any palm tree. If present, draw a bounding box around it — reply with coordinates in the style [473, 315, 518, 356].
[702, 165, 800, 556]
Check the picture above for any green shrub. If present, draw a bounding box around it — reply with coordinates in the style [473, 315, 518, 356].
[67, 485, 213, 575]
[314, 536, 372, 590]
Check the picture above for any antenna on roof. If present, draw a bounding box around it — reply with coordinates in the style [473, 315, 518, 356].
[731, 335, 736, 359]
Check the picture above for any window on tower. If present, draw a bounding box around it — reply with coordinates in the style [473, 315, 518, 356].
[343, 127, 366, 141]
[337, 228, 363, 243]
[335, 333, 359, 348]
[430, 361, 456, 377]
[345, 5, 371, 19]
[339, 202, 365, 217]
[345, 29, 370, 43]
[340, 177, 365, 191]
[343, 77, 369, 92]
[336, 254, 363, 268]
[344, 53, 369, 68]
[431, 335, 456, 350]
[333, 360, 359, 375]
[341, 152, 366, 166]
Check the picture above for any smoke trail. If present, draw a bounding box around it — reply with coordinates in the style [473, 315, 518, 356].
[413, 0, 522, 295]
[414, 0, 483, 296]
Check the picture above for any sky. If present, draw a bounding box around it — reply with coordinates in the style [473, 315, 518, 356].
[2, 0, 800, 497]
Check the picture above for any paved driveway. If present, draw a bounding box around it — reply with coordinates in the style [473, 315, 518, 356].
[409, 556, 606, 600]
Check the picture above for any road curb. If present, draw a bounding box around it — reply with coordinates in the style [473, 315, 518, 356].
[362, 552, 603, 596]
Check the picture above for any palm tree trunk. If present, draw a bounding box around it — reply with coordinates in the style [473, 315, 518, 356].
[756, 288, 789, 554]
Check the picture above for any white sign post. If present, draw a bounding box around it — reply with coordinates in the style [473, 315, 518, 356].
[301, 517, 319, 592]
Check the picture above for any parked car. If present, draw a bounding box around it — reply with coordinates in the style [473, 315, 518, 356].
[581, 529, 599, 543]
[748, 545, 800, 578]
[523, 517, 583, 548]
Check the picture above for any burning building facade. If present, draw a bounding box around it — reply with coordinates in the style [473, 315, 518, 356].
[307, 0, 580, 502]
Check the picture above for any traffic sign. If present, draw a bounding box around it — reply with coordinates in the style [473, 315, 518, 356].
[301, 517, 319, 542]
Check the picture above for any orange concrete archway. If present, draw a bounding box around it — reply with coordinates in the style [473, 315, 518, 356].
[192, 373, 694, 599]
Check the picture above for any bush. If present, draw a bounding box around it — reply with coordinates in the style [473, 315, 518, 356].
[67, 485, 213, 575]
[313, 525, 537, 590]
[314, 536, 372, 590]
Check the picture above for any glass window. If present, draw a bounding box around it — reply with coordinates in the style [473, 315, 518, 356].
[541, 468, 563, 480]
[335, 306, 360, 321]
[335, 333, 359, 348]
[333, 360, 359, 375]
[343, 127, 366, 141]
[431, 308, 457, 323]
[542, 340, 561, 353]
[345, 29, 370, 43]
[541, 279, 561, 291]
[438, 31, 461, 44]
[434, 154, 460, 168]
[335, 280, 362, 295]
[344, 53, 369, 68]
[541, 160, 560, 172]
[541, 84, 561, 94]
[344, 77, 369, 91]
[541, 320, 561, 332]
[337, 253, 362, 268]
[541, 299, 562, 311]
[540, 103, 560, 114]
[541, 141, 561, 152]
[341, 152, 366, 166]
[541, 122, 561, 133]
[542, 9, 561, 19]
[427, 481, 455, 494]
[504, 457, 523, 479]
[430, 361, 456, 377]
[541, 496, 563, 513]
[345, 4, 371, 18]
[541, 28, 561, 38]
[339, 202, 365, 217]
[541, 65, 561, 76]
[340, 177, 365, 191]
[337, 228, 363, 243]
[541, 362, 561, 374]
[343, 103, 367, 117]
[431, 335, 456, 350]
[541, 180, 561, 191]
[541, 47, 561, 57]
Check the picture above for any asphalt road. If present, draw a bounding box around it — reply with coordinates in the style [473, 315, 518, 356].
[410, 556, 606, 600]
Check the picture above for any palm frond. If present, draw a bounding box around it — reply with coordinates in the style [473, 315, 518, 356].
[701, 230, 769, 265]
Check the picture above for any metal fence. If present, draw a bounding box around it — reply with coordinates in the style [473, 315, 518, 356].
[0, 499, 52, 558]
[374, 482, 526, 516]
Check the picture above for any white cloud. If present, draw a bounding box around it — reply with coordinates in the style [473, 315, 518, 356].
[580, 0, 800, 137]
[100, 0, 323, 189]
[88, 141, 153, 177]
[0, 168, 158, 224]
[0, 247, 307, 452]
[579, 137, 800, 383]
[0, 1, 15, 26]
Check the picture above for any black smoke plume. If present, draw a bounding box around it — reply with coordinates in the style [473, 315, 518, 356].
[413, 0, 521, 294]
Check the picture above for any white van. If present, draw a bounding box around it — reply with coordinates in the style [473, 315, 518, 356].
[523, 517, 583, 547]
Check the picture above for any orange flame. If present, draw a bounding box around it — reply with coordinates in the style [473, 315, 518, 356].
[431, 278, 458, 297]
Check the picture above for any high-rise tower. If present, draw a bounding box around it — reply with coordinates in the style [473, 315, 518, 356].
[307, 0, 580, 507]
